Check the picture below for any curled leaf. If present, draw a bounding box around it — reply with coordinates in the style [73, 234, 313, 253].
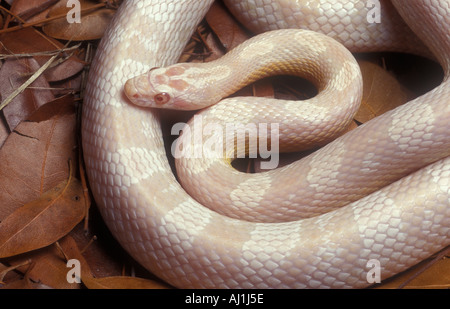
[0, 57, 55, 130]
[0, 175, 86, 258]
[205, 1, 249, 50]
[0, 96, 77, 221]
[42, 0, 116, 41]
[355, 60, 409, 123]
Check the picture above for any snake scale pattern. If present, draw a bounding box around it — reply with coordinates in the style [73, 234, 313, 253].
[82, 0, 450, 288]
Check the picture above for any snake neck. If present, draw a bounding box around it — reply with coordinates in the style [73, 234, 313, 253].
[193, 29, 360, 108]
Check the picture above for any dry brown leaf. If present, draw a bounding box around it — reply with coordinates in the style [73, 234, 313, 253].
[82, 275, 171, 289]
[42, 0, 116, 41]
[0, 27, 85, 82]
[252, 78, 275, 98]
[0, 173, 86, 258]
[10, 0, 59, 23]
[0, 119, 8, 148]
[56, 234, 94, 279]
[0, 57, 55, 131]
[0, 96, 78, 221]
[205, 1, 250, 50]
[0, 276, 47, 289]
[51, 72, 83, 97]
[6, 235, 90, 289]
[69, 224, 133, 279]
[201, 28, 226, 61]
[0, 260, 28, 284]
[355, 60, 409, 123]
[58, 233, 169, 289]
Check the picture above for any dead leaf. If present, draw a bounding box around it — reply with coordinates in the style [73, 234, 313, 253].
[0, 27, 85, 82]
[0, 276, 47, 289]
[205, 1, 249, 50]
[55, 234, 93, 279]
[6, 235, 88, 289]
[0, 120, 8, 148]
[0, 57, 55, 131]
[82, 275, 171, 289]
[355, 60, 409, 123]
[0, 260, 29, 284]
[0, 96, 77, 221]
[69, 222, 130, 279]
[42, 0, 116, 41]
[51, 72, 83, 97]
[9, 0, 59, 23]
[0, 173, 86, 258]
[6, 234, 165, 289]
[61, 232, 170, 289]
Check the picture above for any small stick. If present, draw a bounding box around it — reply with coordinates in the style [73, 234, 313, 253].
[0, 53, 58, 111]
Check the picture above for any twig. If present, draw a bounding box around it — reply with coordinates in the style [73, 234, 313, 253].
[80, 236, 97, 255]
[0, 53, 58, 111]
[54, 241, 69, 262]
[0, 260, 32, 283]
[397, 246, 450, 289]
[0, 44, 81, 60]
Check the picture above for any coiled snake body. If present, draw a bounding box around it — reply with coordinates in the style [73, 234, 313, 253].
[82, 0, 450, 288]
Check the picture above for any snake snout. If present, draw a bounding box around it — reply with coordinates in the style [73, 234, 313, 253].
[124, 74, 153, 107]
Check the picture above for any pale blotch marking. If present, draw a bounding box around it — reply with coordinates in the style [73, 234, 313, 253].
[240, 222, 302, 285]
[207, 97, 258, 124]
[184, 156, 218, 176]
[234, 38, 276, 62]
[430, 160, 450, 196]
[284, 99, 329, 123]
[293, 31, 328, 55]
[306, 140, 346, 191]
[230, 174, 273, 208]
[333, 60, 360, 92]
[361, 151, 381, 173]
[116, 147, 165, 185]
[389, 104, 435, 151]
[162, 199, 212, 238]
[183, 65, 233, 86]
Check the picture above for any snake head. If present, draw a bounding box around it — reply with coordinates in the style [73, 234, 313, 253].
[124, 65, 204, 110]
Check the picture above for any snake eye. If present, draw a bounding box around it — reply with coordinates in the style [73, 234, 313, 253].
[154, 92, 171, 105]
